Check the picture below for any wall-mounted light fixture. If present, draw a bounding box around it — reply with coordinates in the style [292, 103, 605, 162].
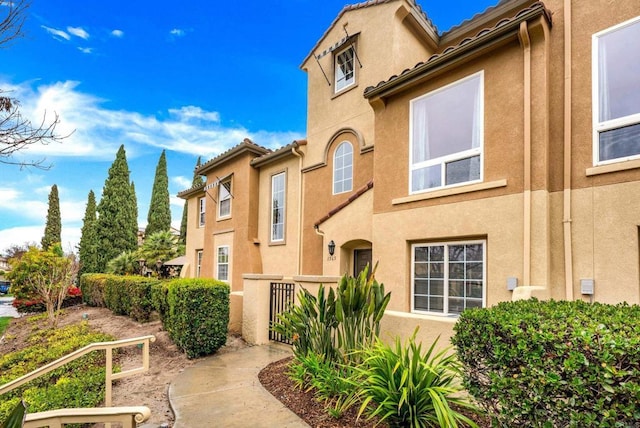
[328, 240, 336, 256]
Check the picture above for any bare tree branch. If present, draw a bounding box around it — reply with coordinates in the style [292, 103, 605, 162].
[0, 1, 71, 169]
[0, 0, 29, 48]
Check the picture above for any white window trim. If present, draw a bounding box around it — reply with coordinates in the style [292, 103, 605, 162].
[410, 240, 486, 317]
[408, 71, 484, 195]
[218, 178, 232, 219]
[216, 245, 229, 282]
[198, 197, 206, 227]
[592, 15, 640, 166]
[270, 172, 286, 243]
[333, 141, 354, 195]
[196, 250, 203, 278]
[334, 45, 356, 93]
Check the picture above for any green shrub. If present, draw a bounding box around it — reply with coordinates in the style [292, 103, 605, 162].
[79, 273, 110, 307]
[452, 299, 640, 427]
[165, 278, 229, 358]
[273, 265, 390, 365]
[0, 322, 115, 423]
[150, 281, 169, 322]
[350, 331, 478, 428]
[81, 274, 160, 322]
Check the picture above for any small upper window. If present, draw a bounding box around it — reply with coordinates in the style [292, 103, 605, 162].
[333, 141, 353, 194]
[218, 178, 232, 219]
[198, 197, 206, 227]
[410, 72, 483, 193]
[271, 172, 286, 242]
[335, 45, 355, 93]
[593, 16, 640, 165]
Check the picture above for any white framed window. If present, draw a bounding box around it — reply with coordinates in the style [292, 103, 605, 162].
[410, 72, 483, 194]
[333, 141, 353, 194]
[271, 172, 286, 242]
[411, 240, 485, 316]
[196, 250, 203, 278]
[218, 178, 232, 219]
[335, 45, 355, 93]
[198, 197, 206, 227]
[593, 16, 640, 165]
[216, 246, 229, 282]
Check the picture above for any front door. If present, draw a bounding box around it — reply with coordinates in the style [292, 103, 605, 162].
[354, 249, 372, 276]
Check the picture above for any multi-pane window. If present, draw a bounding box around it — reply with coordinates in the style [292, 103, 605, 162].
[412, 241, 485, 316]
[335, 46, 355, 92]
[271, 172, 286, 242]
[198, 197, 206, 227]
[593, 16, 640, 164]
[218, 178, 231, 218]
[196, 250, 203, 278]
[333, 142, 353, 194]
[410, 72, 483, 193]
[217, 246, 229, 282]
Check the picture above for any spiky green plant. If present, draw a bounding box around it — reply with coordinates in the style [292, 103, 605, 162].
[352, 331, 479, 428]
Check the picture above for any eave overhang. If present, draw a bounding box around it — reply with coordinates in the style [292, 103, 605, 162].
[364, 2, 551, 101]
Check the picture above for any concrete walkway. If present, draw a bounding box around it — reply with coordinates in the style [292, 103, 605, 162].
[0, 297, 20, 318]
[168, 344, 309, 428]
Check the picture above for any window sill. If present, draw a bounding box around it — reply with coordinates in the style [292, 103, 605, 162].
[331, 83, 358, 99]
[268, 240, 286, 247]
[385, 310, 458, 324]
[586, 158, 640, 176]
[392, 179, 507, 205]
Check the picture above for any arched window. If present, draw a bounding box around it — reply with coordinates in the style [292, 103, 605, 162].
[333, 141, 353, 194]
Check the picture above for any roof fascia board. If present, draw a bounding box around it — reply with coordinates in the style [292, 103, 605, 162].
[364, 3, 548, 100]
[251, 143, 299, 168]
[197, 144, 269, 176]
[177, 184, 205, 199]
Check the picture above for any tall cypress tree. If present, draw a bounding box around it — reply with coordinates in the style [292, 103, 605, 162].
[78, 190, 99, 275]
[179, 156, 202, 244]
[146, 150, 171, 237]
[95, 145, 138, 272]
[41, 184, 61, 249]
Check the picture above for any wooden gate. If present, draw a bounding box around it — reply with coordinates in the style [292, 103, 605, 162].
[269, 282, 295, 344]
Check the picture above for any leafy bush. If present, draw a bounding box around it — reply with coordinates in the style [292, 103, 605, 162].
[80, 274, 160, 322]
[452, 299, 640, 427]
[273, 265, 390, 365]
[350, 331, 478, 428]
[0, 322, 115, 423]
[165, 278, 229, 358]
[79, 273, 110, 307]
[150, 281, 169, 322]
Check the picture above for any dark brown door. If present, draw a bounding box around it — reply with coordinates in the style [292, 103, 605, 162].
[354, 249, 372, 276]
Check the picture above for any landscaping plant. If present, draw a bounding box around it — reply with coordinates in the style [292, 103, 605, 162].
[351, 330, 478, 428]
[453, 299, 640, 427]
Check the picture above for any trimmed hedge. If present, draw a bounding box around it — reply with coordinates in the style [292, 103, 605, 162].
[165, 279, 229, 358]
[80, 274, 160, 322]
[452, 299, 640, 427]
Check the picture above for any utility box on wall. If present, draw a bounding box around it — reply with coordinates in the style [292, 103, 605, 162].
[580, 279, 595, 295]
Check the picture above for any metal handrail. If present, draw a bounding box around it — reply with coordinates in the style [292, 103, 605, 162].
[0, 335, 156, 408]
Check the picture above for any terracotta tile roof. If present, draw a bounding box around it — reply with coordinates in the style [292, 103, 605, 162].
[176, 182, 205, 199]
[443, 0, 523, 36]
[250, 139, 307, 168]
[196, 138, 271, 175]
[301, 0, 436, 67]
[314, 179, 374, 227]
[363, 1, 550, 99]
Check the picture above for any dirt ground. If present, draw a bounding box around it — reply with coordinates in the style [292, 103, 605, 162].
[0, 304, 247, 427]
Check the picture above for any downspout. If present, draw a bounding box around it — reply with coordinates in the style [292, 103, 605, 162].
[519, 21, 532, 287]
[292, 142, 306, 276]
[563, 0, 574, 300]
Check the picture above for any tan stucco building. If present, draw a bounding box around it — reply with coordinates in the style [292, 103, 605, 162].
[179, 0, 640, 346]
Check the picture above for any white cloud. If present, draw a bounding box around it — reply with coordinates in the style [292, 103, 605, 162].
[111, 29, 124, 38]
[0, 226, 81, 255]
[78, 47, 93, 54]
[170, 28, 185, 37]
[172, 176, 192, 189]
[41, 25, 71, 41]
[67, 26, 89, 39]
[169, 106, 220, 122]
[170, 195, 184, 208]
[0, 79, 303, 161]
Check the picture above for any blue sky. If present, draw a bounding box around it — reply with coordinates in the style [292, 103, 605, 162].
[0, 0, 498, 254]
